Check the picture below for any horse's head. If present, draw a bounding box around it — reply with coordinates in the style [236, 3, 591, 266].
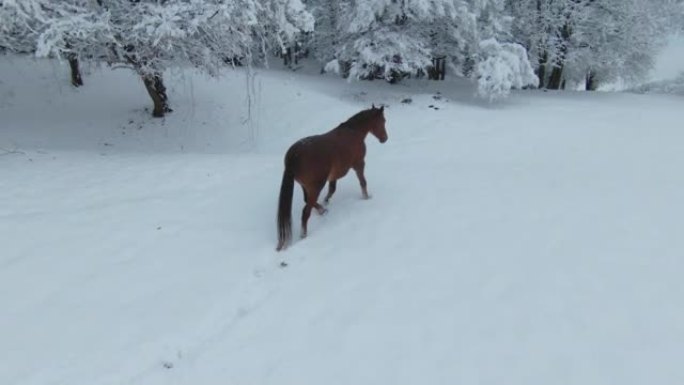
[369, 104, 388, 143]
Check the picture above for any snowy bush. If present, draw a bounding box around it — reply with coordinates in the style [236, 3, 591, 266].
[476, 38, 538, 100]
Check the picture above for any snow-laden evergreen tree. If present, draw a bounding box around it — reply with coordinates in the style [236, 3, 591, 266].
[310, 0, 537, 99]
[0, 0, 313, 117]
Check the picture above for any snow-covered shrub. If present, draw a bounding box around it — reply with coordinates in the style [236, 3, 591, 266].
[476, 38, 538, 100]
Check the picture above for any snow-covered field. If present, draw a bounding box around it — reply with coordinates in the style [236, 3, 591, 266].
[2, 57, 684, 385]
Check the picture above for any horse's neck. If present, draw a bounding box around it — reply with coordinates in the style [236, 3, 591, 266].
[333, 125, 369, 142]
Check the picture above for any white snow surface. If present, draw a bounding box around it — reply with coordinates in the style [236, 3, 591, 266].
[2, 57, 684, 385]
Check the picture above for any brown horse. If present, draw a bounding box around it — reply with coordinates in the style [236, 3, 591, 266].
[276, 105, 388, 251]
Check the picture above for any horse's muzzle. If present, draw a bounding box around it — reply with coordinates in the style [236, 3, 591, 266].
[379, 136, 388, 143]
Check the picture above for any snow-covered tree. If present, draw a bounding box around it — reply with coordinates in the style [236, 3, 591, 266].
[0, 0, 110, 85]
[507, 0, 672, 90]
[310, 0, 537, 99]
[313, 0, 436, 81]
[1, 0, 48, 53]
[7, 0, 675, 104]
[0, 0, 313, 117]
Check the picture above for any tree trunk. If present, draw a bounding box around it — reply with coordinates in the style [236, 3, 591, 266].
[547, 64, 564, 90]
[142, 74, 171, 118]
[340, 61, 351, 79]
[439, 57, 445, 80]
[463, 55, 475, 78]
[68, 55, 83, 87]
[544, 20, 571, 90]
[429, 57, 443, 80]
[547, 22, 571, 90]
[535, 0, 547, 88]
[283, 47, 292, 67]
[537, 51, 548, 88]
[585, 71, 597, 91]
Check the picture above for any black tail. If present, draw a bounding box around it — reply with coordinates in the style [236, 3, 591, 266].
[276, 167, 295, 251]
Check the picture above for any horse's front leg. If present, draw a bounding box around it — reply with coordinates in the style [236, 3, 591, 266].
[353, 161, 370, 199]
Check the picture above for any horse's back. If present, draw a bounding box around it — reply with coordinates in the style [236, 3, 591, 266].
[286, 129, 365, 183]
[286, 135, 334, 180]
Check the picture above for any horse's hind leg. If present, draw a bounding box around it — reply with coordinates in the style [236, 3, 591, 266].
[307, 186, 327, 215]
[353, 161, 370, 199]
[300, 180, 326, 239]
[303, 187, 327, 214]
[324, 180, 337, 205]
[301, 204, 313, 239]
[314, 202, 327, 215]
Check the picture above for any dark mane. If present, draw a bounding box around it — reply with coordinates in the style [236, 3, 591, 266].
[337, 108, 379, 130]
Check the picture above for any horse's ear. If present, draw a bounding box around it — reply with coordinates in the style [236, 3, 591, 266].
[372, 103, 376, 109]
[380, 105, 384, 112]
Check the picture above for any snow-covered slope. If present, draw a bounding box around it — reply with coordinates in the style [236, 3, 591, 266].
[2, 57, 684, 385]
